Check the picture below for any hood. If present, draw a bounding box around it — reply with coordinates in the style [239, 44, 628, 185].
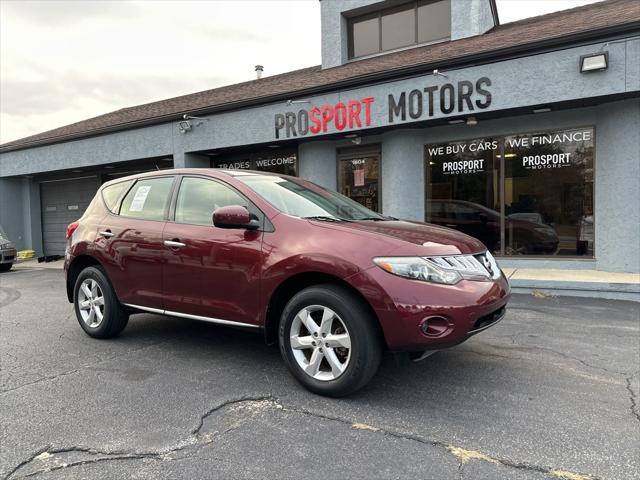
[312, 219, 487, 256]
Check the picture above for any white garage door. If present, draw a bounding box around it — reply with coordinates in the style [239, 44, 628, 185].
[40, 177, 100, 256]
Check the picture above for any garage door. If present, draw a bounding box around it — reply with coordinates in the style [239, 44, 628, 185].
[40, 177, 100, 256]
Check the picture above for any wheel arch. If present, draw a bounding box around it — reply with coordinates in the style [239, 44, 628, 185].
[66, 255, 105, 302]
[263, 271, 385, 348]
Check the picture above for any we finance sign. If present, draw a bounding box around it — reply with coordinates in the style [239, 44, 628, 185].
[274, 77, 492, 139]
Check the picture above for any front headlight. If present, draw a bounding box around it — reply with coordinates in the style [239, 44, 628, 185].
[373, 257, 462, 285]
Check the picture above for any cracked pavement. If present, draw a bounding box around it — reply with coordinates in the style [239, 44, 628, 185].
[1, 268, 639, 479]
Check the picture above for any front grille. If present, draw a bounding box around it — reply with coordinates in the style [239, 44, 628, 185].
[425, 252, 501, 281]
[470, 306, 506, 332]
[427, 254, 489, 277]
[4, 255, 15, 261]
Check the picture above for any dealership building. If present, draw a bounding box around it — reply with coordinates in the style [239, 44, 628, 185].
[1, 0, 639, 275]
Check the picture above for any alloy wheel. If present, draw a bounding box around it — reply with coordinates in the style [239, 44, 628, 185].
[289, 305, 351, 381]
[77, 278, 105, 328]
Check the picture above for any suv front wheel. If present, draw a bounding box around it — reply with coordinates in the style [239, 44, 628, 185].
[279, 284, 382, 397]
[73, 266, 129, 338]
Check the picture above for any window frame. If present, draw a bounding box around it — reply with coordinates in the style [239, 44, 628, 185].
[347, 0, 451, 60]
[424, 125, 597, 259]
[116, 175, 177, 222]
[100, 179, 133, 214]
[168, 174, 271, 231]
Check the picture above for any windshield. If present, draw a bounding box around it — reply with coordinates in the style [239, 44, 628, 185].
[237, 174, 386, 221]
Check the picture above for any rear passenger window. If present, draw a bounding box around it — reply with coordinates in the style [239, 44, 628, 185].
[101, 181, 131, 213]
[175, 177, 247, 226]
[120, 177, 174, 221]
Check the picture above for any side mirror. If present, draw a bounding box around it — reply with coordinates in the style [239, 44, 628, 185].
[212, 205, 260, 230]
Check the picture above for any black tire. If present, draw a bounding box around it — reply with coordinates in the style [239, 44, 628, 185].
[279, 284, 382, 397]
[73, 266, 128, 338]
[0, 263, 12, 272]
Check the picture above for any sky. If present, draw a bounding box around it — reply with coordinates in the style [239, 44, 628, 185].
[0, 0, 602, 144]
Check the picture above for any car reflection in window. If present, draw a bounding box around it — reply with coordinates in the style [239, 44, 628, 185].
[427, 199, 559, 256]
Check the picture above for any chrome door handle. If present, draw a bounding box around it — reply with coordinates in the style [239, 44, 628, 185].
[445, 224, 457, 227]
[99, 230, 114, 238]
[164, 240, 186, 248]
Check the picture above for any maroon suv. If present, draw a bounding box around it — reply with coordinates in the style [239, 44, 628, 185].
[64, 169, 509, 396]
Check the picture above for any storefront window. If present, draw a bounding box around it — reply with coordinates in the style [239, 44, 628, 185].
[213, 149, 298, 176]
[426, 138, 500, 253]
[426, 127, 595, 257]
[338, 148, 380, 212]
[503, 128, 594, 256]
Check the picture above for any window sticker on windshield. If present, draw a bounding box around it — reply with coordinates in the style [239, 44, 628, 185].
[129, 185, 151, 212]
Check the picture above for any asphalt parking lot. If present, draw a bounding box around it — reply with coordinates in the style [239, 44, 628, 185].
[0, 267, 638, 480]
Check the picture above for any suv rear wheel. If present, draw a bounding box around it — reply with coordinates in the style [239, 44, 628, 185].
[279, 284, 381, 397]
[73, 266, 129, 338]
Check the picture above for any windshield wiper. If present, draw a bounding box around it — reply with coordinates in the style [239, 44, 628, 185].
[302, 215, 345, 222]
[357, 216, 389, 221]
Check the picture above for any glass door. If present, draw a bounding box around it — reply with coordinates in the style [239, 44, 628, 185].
[337, 146, 381, 213]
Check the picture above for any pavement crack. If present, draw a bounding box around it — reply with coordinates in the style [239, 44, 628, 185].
[625, 372, 640, 423]
[4, 395, 601, 480]
[0, 335, 186, 395]
[277, 401, 600, 480]
[0, 369, 80, 395]
[3, 395, 273, 479]
[472, 342, 629, 376]
[191, 394, 274, 437]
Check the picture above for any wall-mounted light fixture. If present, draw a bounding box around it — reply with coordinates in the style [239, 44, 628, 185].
[344, 133, 361, 145]
[178, 114, 210, 133]
[286, 99, 311, 106]
[580, 52, 608, 73]
[178, 120, 192, 133]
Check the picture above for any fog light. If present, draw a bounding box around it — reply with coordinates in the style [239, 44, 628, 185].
[420, 316, 451, 337]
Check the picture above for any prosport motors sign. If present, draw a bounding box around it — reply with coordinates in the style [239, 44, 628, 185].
[274, 77, 492, 139]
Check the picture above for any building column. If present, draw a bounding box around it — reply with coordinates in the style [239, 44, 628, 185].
[298, 141, 337, 190]
[0, 177, 25, 250]
[24, 178, 43, 255]
[173, 152, 210, 168]
[381, 130, 424, 221]
[594, 99, 640, 272]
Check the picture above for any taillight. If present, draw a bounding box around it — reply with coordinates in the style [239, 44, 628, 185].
[66, 221, 80, 240]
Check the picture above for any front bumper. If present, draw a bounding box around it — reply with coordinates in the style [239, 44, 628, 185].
[1, 247, 17, 264]
[348, 266, 510, 351]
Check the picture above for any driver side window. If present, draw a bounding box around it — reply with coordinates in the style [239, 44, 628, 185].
[175, 177, 247, 226]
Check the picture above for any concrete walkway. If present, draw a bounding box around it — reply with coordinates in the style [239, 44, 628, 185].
[504, 268, 640, 301]
[10, 259, 640, 301]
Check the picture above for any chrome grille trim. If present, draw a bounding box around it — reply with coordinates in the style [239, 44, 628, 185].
[423, 252, 501, 281]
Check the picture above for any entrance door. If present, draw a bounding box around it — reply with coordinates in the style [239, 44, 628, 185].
[337, 146, 381, 213]
[40, 177, 100, 255]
